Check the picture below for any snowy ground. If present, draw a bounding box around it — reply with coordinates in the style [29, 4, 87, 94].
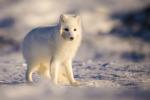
[0, 52, 150, 100]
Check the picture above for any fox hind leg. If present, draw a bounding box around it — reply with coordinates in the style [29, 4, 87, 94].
[26, 63, 39, 82]
[38, 63, 51, 79]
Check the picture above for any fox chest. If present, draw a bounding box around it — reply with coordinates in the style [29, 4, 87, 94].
[53, 41, 79, 61]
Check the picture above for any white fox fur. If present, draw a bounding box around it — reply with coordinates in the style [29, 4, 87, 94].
[22, 14, 82, 85]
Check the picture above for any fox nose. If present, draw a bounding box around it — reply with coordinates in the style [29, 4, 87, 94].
[70, 37, 74, 40]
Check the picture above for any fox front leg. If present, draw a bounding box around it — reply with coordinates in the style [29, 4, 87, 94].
[50, 60, 59, 85]
[65, 60, 80, 86]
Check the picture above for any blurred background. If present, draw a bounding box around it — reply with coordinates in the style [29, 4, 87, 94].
[0, 0, 150, 63]
[0, 0, 150, 100]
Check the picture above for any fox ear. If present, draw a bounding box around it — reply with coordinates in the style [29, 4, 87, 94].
[74, 15, 81, 23]
[60, 14, 67, 22]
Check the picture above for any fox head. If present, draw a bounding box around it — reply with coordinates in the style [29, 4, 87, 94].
[59, 14, 82, 41]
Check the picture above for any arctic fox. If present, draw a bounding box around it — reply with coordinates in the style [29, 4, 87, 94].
[22, 14, 82, 85]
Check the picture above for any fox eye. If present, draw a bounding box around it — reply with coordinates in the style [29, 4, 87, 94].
[74, 28, 77, 31]
[64, 28, 69, 31]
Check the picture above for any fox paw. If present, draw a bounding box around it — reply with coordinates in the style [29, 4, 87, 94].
[71, 80, 81, 86]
